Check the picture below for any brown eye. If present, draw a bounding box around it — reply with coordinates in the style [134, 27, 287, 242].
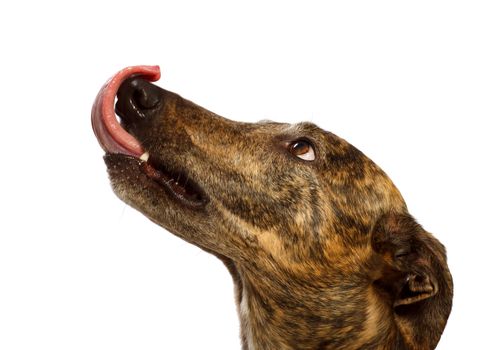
[289, 140, 315, 161]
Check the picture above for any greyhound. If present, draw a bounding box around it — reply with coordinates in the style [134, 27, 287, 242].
[92, 66, 452, 350]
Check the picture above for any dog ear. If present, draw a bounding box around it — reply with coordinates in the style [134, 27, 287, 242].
[371, 212, 442, 307]
[370, 213, 453, 348]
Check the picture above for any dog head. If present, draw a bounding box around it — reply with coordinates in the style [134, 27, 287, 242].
[93, 66, 452, 349]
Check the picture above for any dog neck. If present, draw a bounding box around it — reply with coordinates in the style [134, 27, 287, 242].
[217, 227, 451, 350]
[227, 262, 400, 350]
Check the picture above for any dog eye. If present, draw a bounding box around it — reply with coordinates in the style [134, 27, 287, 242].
[289, 140, 315, 161]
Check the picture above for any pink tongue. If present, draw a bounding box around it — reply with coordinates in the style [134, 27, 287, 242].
[91, 65, 161, 156]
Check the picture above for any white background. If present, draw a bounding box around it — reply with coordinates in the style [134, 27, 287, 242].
[1, 1, 487, 349]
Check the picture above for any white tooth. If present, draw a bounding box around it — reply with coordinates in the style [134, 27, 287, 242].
[139, 152, 150, 162]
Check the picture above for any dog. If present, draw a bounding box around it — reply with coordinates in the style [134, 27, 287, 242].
[92, 66, 453, 350]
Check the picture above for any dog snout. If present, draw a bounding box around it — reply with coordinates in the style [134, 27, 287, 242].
[115, 77, 163, 124]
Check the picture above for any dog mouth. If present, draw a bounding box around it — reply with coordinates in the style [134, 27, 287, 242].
[140, 155, 207, 207]
[92, 65, 207, 208]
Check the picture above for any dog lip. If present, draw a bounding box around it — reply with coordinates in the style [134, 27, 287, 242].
[142, 155, 208, 208]
[91, 65, 161, 157]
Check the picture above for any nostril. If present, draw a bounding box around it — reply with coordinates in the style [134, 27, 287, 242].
[133, 83, 161, 109]
[115, 77, 163, 123]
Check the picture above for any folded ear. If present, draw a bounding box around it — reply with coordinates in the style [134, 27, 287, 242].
[371, 212, 442, 307]
[370, 212, 453, 349]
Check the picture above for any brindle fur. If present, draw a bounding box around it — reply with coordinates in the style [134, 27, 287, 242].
[103, 86, 452, 350]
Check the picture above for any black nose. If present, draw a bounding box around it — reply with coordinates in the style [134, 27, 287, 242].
[115, 77, 163, 124]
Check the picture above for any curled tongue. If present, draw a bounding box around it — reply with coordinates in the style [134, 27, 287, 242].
[91, 65, 161, 157]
